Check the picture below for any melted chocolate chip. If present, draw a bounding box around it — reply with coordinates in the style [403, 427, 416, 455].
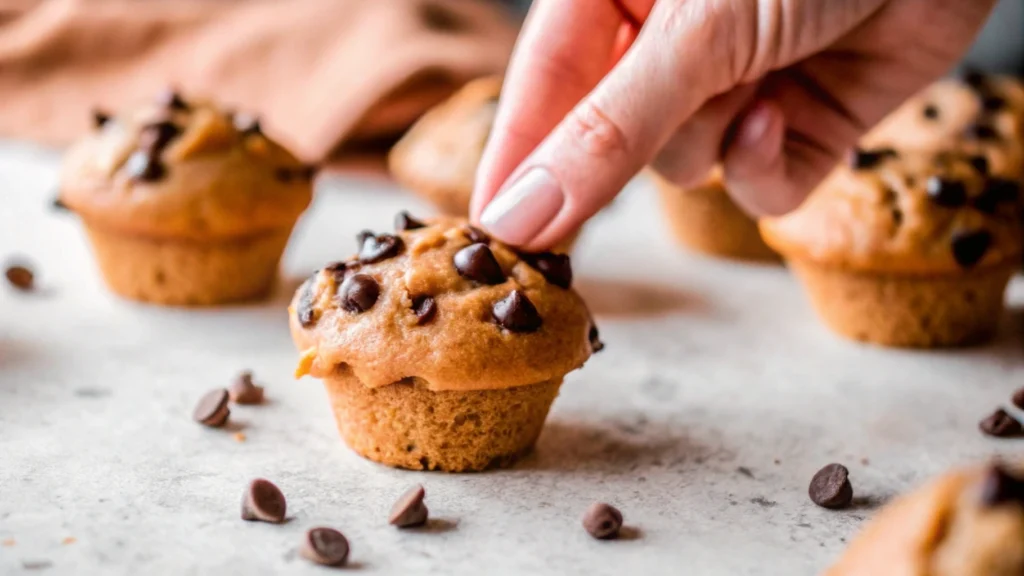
[358, 233, 403, 264]
[139, 121, 181, 153]
[394, 211, 426, 232]
[922, 103, 939, 120]
[296, 278, 319, 328]
[338, 274, 379, 313]
[974, 178, 1020, 214]
[925, 176, 967, 208]
[411, 295, 437, 325]
[92, 109, 111, 129]
[968, 155, 990, 175]
[465, 225, 490, 244]
[521, 252, 572, 289]
[492, 290, 542, 333]
[951, 229, 992, 268]
[453, 243, 505, 285]
[980, 464, 1024, 507]
[156, 88, 189, 111]
[982, 95, 1007, 112]
[849, 147, 897, 170]
[589, 324, 604, 353]
[124, 151, 166, 182]
[965, 123, 1000, 141]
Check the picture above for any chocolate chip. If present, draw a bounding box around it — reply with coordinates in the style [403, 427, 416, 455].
[965, 123, 1000, 141]
[229, 371, 264, 405]
[922, 103, 939, 120]
[300, 527, 349, 567]
[582, 502, 623, 539]
[338, 274, 379, 313]
[522, 252, 572, 289]
[808, 463, 853, 509]
[849, 147, 897, 170]
[92, 109, 111, 129]
[241, 478, 287, 523]
[951, 229, 992, 268]
[454, 243, 505, 285]
[589, 324, 604, 353]
[323, 261, 348, 282]
[124, 151, 166, 182]
[974, 178, 1020, 213]
[156, 88, 189, 111]
[192, 389, 230, 428]
[296, 278, 319, 328]
[412, 295, 437, 325]
[139, 121, 181, 153]
[492, 290, 542, 333]
[5, 264, 34, 291]
[982, 95, 1007, 112]
[979, 464, 1024, 506]
[394, 211, 426, 231]
[358, 233, 403, 264]
[968, 155, 990, 175]
[465, 225, 490, 244]
[979, 408, 1024, 437]
[388, 484, 428, 528]
[1013, 388, 1024, 410]
[925, 176, 967, 208]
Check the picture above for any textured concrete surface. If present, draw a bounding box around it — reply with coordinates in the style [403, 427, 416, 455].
[2, 140, 1024, 575]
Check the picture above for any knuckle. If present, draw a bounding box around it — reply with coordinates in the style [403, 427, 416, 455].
[563, 100, 631, 159]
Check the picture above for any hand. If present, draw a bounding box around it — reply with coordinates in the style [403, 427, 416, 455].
[470, 0, 996, 250]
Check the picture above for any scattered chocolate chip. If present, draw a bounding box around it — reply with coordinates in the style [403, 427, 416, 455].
[968, 155, 990, 175]
[124, 151, 166, 182]
[156, 88, 189, 111]
[229, 371, 264, 405]
[388, 484, 428, 528]
[925, 176, 967, 207]
[454, 243, 505, 285]
[951, 229, 992, 268]
[849, 147, 897, 170]
[358, 233, 404, 264]
[979, 408, 1024, 438]
[92, 109, 112, 129]
[464, 225, 490, 244]
[522, 252, 573, 289]
[394, 211, 426, 231]
[192, 389, 230, 428]
[965, 123, 1000, 141]
[300, 527, 349, 567]
[138, 121, 181, 153]
[582, 502, 623, 539]
[296, 278, 319, 328]
[982, 95, 1007, 112]
[974, 178, 1020, 213]
[492, 290, 542, 333]
[1013, 387, 1024, 410]
[808, 463, 853, 509]
[979, 464, 1024, 506]
[241, 478, 287, 523]
[338, 274, 379, 313]
[922, 103, 939, 120]
[4, 264, 34, 291]
[412, 295, 437, 325]
[589, 324, 605, 353]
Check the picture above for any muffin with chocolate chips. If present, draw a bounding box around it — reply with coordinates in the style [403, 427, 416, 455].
[289, 213, 600, 472]
[59, 90, 315, 305]
[827, 463, 1024, 576]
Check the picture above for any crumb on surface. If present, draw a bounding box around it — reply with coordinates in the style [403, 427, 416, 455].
[233, 432, 247, 443]
[61, 537, 76, 545]
[2, 538, 15, 547]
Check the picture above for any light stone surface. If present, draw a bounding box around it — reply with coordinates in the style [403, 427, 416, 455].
[2, 140, 1024, 575]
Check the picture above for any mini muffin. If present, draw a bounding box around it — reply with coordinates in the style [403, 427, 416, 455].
[60, 90, 314, 306]
[653, 168, 777, 261]
[827, 463, 1024, 576]
[289, 213, 600, 472]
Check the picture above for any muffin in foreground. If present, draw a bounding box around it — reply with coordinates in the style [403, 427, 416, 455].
[59, 90, 314, 306]
[826, 463, 1024, 576]
[653, 169, 776, 262]
[289, 214, 600, 472]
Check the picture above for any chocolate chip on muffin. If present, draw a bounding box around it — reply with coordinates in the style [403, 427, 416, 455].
[454, 243, 505, 285]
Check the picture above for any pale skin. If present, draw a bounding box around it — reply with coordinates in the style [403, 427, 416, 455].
[470, 0, 998, 251]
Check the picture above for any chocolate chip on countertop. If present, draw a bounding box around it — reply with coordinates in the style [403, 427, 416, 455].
[411, 295, 437, 325]
[139, 121, 181, 153]
[522, 252, 573, 289]
[492, 290, 542, 333]
[454, 243, 505, 285]
[124, 151, 166, 182]
[849, 147, 897, 170]
[338, 274, 379, 313]
[982, 95, 1007, 112]
[229, 371, 264, 405]
[922, 103, 940, 120]
[192, 389, 230, 428]
[925, 176, 967, 208]
[358, 233, 404, 264]
[241, 478, 287, 523]
[950, 229, 992, 269]
[1012, 387, 1024, 411]
[464, 225, 490, 244]
[394, 211, 426, 232]
[92, 109, 112, 129]
[156, 88, 189, 111]
[589, 325, 605, 353]
[974, 178, 1020, 214]
[582, 502, 623, 539]
[300, 527, 350, 567]
[979, 464, 1024, 507]
[979, 408, 1024, 438]
[808, 463, 854, 509]
[388, 484, 428, 528]
[965, 123, 1000, 141]
[4, 263, 34, 291]
[296, 278, 319, 328]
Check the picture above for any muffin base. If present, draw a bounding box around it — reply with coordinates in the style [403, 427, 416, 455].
[323, 371, 562, 472]
[656, 176, 777, 262]
[789, 259, 1015, 347]
[84, 223, 292, 306]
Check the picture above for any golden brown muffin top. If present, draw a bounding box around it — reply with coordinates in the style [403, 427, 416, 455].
[826, 463, 1024, 576]
[59, 90, 314, 240]
[289, 214, 599, 392]
[387, 76, 501, 215]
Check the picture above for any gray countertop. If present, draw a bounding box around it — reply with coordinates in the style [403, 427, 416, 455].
[2, 140, 1023, 575]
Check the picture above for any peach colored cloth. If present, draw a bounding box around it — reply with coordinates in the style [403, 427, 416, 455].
[0, 0, 517, 161]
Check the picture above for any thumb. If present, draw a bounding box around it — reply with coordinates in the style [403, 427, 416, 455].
[478, 2, 740, 250]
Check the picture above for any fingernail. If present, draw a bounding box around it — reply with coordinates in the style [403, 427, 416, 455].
[738, 104, 774, 148]
[480, 168, 565, 246]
